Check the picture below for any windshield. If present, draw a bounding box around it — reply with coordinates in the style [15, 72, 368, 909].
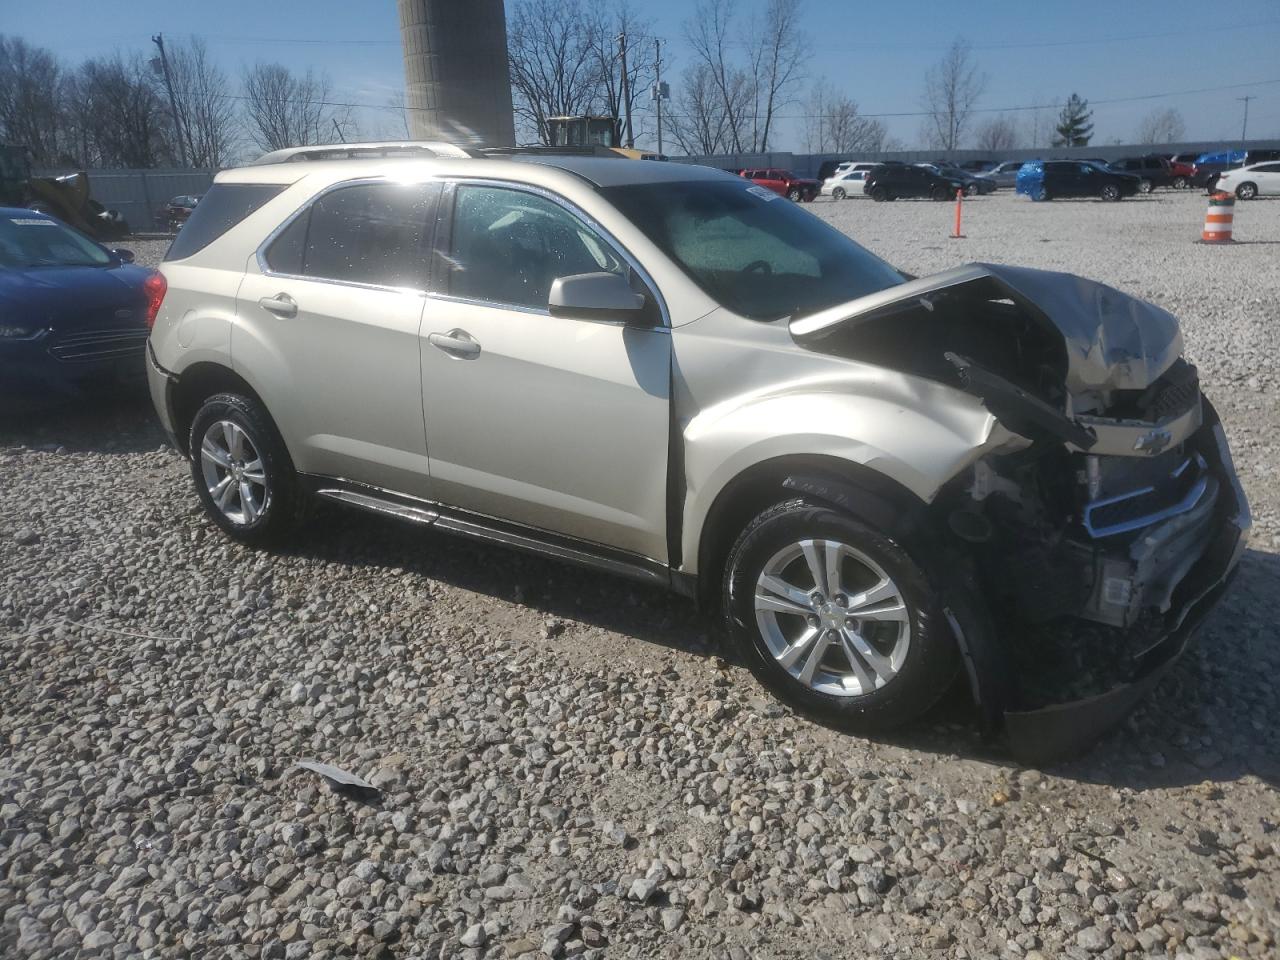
[602, 180, 904, 321]
[0, 214, 111, 268]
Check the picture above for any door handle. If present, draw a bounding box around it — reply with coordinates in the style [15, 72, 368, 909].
[428, 328, 481, 359]
[258, 293, 297, 318]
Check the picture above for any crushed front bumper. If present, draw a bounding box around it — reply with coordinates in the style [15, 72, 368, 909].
[949, 414, 1251, 765]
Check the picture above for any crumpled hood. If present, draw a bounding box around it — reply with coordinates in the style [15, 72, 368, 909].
[790, 262, 1183, 394]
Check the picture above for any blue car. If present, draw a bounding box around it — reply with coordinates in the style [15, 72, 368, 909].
[0, 207, 162, 397]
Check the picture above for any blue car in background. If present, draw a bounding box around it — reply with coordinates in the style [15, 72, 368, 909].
[0, 208, 163, 398]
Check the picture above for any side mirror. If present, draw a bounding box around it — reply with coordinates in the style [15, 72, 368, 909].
[548, 272, 647, 324]
[111, 248, 135, 263]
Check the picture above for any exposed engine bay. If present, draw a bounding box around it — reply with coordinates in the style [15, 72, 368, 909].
[790, 263, 1251, 757]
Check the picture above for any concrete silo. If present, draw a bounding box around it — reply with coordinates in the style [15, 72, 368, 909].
[397, 0, 515, 147]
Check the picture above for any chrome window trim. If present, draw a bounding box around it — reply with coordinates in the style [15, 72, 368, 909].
[438, 177, 671, 328]
[253, 175, 439, 296]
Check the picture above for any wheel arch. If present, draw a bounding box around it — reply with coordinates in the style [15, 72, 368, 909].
[168, 361, 269, 456]
[691, 454, 927, 611]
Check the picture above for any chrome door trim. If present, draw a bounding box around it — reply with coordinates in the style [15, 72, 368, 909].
[435, 176, 672, 328]
[302, 473, 672, 588]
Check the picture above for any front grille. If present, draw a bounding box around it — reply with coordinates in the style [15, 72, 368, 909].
[1083, 453, 1208, 537]
[48, 327, 150, 363]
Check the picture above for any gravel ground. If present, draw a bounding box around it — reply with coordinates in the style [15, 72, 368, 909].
[1, 192, 1277, 960]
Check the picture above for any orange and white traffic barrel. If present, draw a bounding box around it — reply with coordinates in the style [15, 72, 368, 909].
[1200, 192, 1235, 244]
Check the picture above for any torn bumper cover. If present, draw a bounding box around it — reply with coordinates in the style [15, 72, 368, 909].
[970, 418, 1250, 764]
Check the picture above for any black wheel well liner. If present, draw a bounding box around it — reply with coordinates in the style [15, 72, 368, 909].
[167, 362, 267, 456]
[693, 454, 928, 611]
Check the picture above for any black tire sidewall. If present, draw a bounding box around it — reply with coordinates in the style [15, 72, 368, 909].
[832, 187, 845, 200]
[722, 500, 957, 731]
[1102, 184, 1121, 201]
[188, 392, 299, 545]
[1237, 183, 1256, 200]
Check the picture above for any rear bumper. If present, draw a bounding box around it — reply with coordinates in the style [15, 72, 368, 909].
[0, 329, 147, 396]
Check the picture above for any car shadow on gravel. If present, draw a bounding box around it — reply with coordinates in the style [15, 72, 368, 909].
[285, 503, 1279, 790]
[0, 387, 164, 455]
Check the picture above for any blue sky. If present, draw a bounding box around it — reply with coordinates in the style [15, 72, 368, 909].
[4, 0, 1280, 152]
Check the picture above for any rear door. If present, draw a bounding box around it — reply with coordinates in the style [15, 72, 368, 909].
[1252, 163, 1280, 195]
[234, 178, 439, 497]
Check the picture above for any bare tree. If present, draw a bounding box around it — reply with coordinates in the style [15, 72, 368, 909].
[242, 63, 336, 151]
[974, 114, 1019, 152]
[684, 0, 753, 153]
[0, 35, 65, 166]
[921, 38, 986, 150]
[167, 38, 236, 167]
[585, 2, 657, 148]
[803, 79, 887, 153]
[669, 63, 736, 155]
[1137, 107, 1186, 145]
[744, 0, 808, 151]
[507, 0, 600, 144]
[73, 54, 172, 167]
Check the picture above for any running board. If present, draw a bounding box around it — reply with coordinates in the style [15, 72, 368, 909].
[315, 487, 439, 525]
[306, 476, 671, 590]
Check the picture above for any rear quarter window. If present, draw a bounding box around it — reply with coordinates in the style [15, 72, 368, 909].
[164, 183, 286, 261]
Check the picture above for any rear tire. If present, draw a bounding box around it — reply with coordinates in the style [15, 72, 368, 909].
[723, 499, 958, 732]
[188, 393, 305, 547]
[1137, 179, 1154, 194]
[965, 183, 978, 197]
[1173, 176, 1188, 190]
[787, 187, 802, 201]
[1101, 183, 1122, 202]
[1236, 182, 1257, 200]
[869, 186, 887, 202]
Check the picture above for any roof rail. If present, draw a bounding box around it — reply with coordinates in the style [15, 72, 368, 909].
[247, 141, 475, 166]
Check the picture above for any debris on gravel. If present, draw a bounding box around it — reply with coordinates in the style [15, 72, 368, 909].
[2, 202, 1278, 958]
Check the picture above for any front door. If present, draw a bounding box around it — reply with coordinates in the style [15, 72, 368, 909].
[234, 179, 439, 498]
[418, 182, 672, 561]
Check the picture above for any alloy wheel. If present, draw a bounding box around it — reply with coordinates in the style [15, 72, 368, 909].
[199, 420, 268, 526]
[753, 538, 911, 697]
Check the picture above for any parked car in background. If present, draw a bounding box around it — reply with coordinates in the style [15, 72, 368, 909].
[1108, 156, 1174, 193]
[1164, 156, 1195, 189]
[1215, 161, 1280, 200]
[1017, 160, 1140, 201]
[914, 163, 996, 195]
[1192, 150, 1280, 192]
[822, 164, 879, 199]
[738, 168, 819, 201]
[987, 160, 1026, 189]
[146, 145, 1248, 759]
[0, 207, 161, 397]
[958, 159, 998, 173]
[154, 194, 201, 231]
[865, 163, 966, 201]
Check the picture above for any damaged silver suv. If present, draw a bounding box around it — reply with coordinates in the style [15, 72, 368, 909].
[147, 143, 1250, 760]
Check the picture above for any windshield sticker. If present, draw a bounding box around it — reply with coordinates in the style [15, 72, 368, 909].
[745, 185, 780, 202]
[8, 217, 56, 225]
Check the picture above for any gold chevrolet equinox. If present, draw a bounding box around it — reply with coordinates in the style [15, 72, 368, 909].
[146, 142, 1250, 761]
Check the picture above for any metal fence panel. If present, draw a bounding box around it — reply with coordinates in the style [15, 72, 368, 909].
[33, 167, 217, 233]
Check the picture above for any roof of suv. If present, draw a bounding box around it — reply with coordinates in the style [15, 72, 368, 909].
[217, 150, 731, 190]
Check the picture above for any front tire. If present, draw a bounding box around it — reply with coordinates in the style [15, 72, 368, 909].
[1236, 182, 1257, 200]
[787, 187, 802, 201]
[931, 186, 950, 201]
[1173, 176, 1188, 189]
[832, 187, 846, 200]
[723, 500, 957, 731]
[1137, 178, 1154, 194]
[188, 393, 304, 546]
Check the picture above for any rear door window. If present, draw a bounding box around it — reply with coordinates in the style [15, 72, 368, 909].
[165, 183, 285, 261]
[264, 181, 438, 288]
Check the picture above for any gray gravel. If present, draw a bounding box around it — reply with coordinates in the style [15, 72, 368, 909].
[2, 196, 1278, 960]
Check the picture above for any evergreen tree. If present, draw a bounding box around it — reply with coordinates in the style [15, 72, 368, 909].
[1053, 93, 1093, 147]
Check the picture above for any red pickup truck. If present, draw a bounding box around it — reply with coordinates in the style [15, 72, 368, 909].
[738, 168, 820, 202]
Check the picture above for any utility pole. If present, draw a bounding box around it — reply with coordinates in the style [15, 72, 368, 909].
[654, 38, 663, 156]
[1237, 95, 1255, 143]
[332, 118, 347, 143]
[617, 33, 633, 149]
[151, 34, 189, 167]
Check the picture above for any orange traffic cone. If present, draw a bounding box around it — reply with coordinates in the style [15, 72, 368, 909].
[1200, 192, 1235, 244]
